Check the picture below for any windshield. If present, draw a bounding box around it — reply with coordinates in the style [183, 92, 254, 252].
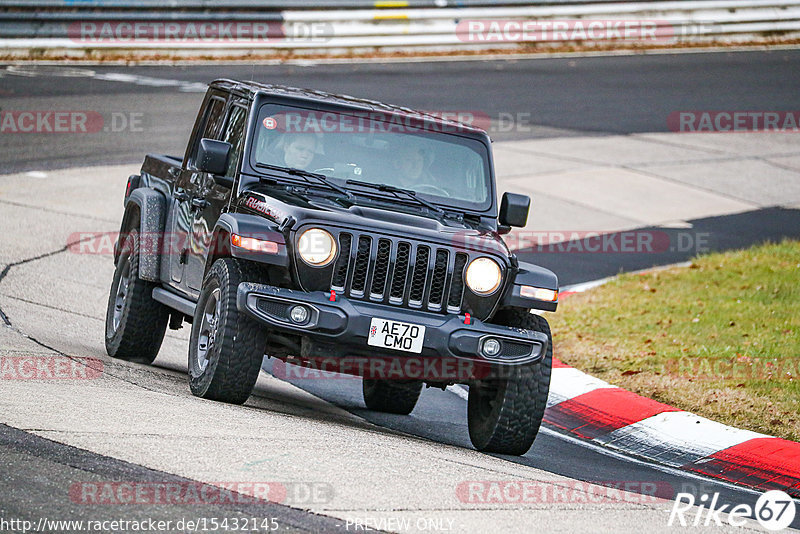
[250, 103, 492, 211]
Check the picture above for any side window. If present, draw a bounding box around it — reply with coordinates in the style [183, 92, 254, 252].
[202, 98, 226, 140]
[222, 105, 247, 178]
[190, 96, 226, 167]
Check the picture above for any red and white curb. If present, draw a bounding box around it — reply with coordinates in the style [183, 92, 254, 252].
[450, 273, 800, 498]
[543, 357, 800, 498]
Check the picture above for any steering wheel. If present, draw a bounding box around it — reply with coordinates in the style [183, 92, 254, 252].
[415, 184, 451, 197]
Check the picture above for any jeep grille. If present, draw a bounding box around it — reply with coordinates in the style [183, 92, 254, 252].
[330, 231, 470, 314]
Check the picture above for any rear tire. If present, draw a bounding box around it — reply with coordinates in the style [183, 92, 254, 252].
[188, 258, 267, 405]
[467, 309, 552, 455]
[362, 379, 423, 415]
[104, 229, 169, 364]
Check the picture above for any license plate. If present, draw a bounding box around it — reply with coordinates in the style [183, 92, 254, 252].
[367, 318, 425, 354]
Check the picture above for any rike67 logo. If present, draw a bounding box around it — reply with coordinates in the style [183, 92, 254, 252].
[669, 490, 796, 531]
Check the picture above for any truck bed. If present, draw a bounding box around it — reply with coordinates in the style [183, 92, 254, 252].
[141, 153, 183, 179]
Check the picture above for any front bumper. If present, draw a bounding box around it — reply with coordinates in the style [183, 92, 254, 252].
[236, 282, 548, 367]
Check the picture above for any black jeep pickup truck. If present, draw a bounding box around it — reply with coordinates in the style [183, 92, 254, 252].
[105, 79, 559, 455]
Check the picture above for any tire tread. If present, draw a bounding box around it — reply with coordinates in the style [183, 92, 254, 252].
[105, 229, 168, 364]
[190, 258, 267, 405]
[468, 308, 553, 455]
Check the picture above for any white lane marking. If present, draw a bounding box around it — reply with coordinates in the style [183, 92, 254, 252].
[447, 384, 469, 401]
[3, 66, 207, 93]
[560, 278, 614, 294]
[5, 65, 96, 78]
[659, 220, 694, 229]
[547, 367, 617, 408]
[92, 72, 208, 93]
[24, 171, 48, 179]
[595, 411, 768, 468]
[445, 385, 769, 500]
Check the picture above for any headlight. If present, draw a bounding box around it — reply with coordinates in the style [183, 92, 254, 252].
[297, 228, 337, 267]
[465, 257, 502, 295]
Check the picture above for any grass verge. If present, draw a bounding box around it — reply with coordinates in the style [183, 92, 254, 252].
[549, 240, 800, 441]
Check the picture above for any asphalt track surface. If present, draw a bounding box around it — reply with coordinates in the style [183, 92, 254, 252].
[2, 50, 800, 531]
[2, 49, 800, 173]
[0, 424, 347, 532]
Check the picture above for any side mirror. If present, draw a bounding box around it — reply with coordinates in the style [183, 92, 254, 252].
[197, 138, 231, 176]
[499, 192, 530, 229]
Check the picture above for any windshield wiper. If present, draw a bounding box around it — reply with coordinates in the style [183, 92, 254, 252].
[255, 163, 354, 200]
[345, 180, 444, 215]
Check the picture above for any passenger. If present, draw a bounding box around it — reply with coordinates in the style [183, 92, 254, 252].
[392, 143, 434, 190]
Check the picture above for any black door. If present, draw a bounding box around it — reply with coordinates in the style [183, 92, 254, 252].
[185, 101, 249, 292]
[168, 94, 227, 296]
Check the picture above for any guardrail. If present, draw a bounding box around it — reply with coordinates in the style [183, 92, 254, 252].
[0, 0, 655, 6]
[1, 0, 799, 52]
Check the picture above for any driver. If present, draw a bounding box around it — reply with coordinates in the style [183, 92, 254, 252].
[392, 143, 434, 190]
[281, 134, 318, 170]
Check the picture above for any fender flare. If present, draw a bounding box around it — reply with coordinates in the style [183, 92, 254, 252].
[501, 261, 559, 312]
[115, 187, 166, 282]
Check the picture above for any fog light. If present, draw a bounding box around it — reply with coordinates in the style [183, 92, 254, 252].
[482, 338, 501, 357]
[289, 305, 309, 324]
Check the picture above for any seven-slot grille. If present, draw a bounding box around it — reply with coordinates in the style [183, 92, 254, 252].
[330, 231, 470, 313]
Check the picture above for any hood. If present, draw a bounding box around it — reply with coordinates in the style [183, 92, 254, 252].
[235, 184, 510, 258]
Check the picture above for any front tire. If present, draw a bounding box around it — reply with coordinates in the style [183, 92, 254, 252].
[188, 258, 267, 404]
[467, 309, 552, 455]
[104, 229, 169, 364]
[362, 379, 423, 415]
